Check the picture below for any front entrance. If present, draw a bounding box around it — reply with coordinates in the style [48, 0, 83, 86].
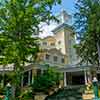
[67, 72, 85, 85]
[72, 74, 85, 85]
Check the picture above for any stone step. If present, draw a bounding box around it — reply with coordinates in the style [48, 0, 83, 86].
[82, 93, 95, 100]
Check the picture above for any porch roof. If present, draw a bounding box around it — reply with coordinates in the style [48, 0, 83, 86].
[0, 63, 98, 73]
[58, 64, 97, 72]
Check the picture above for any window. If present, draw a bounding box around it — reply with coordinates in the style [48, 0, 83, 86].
[61, 58, 65, 63]
[45, 54, 50, 60]
[54, 56, 58, 62]
[58, 41, 61, 44]
[43, 42, 47, 45]
[50, 43, 55, 46]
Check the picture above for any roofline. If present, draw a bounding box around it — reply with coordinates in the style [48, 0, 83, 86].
[41, 36, 56, 41]
[52, 23, 74, 34]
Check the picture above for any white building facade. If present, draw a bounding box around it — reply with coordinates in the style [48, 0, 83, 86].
[0, 10, 100, 88]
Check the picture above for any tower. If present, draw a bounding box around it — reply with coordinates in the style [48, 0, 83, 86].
[56, 9, 72, 24]
[52, 10, 77, 64]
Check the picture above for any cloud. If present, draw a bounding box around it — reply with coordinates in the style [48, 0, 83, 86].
[39, 21, 58, 38]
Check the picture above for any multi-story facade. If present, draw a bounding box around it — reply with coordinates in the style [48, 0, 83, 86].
[35, 10, 100, 87]
[1, 10, 99, 88]
[39, 10, 77, 65]
[19, 10, 79, 87]
[0, 10, 83, 87]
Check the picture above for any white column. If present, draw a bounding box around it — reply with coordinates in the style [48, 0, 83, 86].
[41, 69, 44, 74]
[32, 70, 34, 84]
[87, 70, 92, 82]
[84, 70, 87, 85]
[64, 72, 67, 87]
[28, 70, 31, 85]
[32, 76, 34, 84]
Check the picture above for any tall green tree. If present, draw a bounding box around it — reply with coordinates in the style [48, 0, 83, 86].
[74, 0, 100, 65]
[0, 0, 61, 86]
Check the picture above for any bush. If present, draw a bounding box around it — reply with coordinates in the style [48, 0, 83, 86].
[0, 87, 4, 95]
[20, 91, 33, 100]
[17, 87, 34, 100]
[32, 67, 62, 93]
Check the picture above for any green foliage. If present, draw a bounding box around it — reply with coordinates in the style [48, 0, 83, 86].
[74, 0, 100, 65]
[32, 67, 62, 93]
[21, 92, 33, 100]
[0, 87, 4, 95]
[18, 88, 33, 100]
[0, 75, 2, 83]
[0, 0, 61, 65]
[0, 0, 61, 87]
[3, 72, 20, 86]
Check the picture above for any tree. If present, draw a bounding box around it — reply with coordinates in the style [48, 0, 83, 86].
[0, 0, 61, 91]
[74, 0, 100, 65]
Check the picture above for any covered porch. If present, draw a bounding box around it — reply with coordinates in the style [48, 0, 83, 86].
[58, 64, 98, 87]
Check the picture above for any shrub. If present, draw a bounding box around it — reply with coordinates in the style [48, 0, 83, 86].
[0, 87, 4, 95]
[32, 67, 62, 93]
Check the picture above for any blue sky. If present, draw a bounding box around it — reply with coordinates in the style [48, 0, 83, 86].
[52, 0, 76, 15]
[40, 0, 76, 37]
[0, 0, 76, 37]
[0, 0, 75, 15]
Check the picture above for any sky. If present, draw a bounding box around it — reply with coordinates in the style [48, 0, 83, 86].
[52, 0, 76, 15]
[0, 0, 76, 37]
[40, 0, 76, 37]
